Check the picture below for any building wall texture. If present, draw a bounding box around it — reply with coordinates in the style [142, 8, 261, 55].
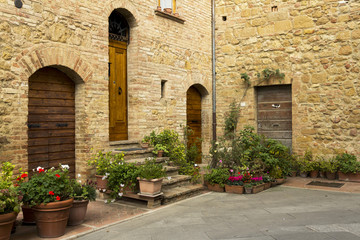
[0, 0, 212, 175]
[215, 0, 360, 158]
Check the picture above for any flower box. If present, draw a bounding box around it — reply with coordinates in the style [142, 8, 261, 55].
[264, 182, 271, 190]
[338, 172, 360, 182]
[206, 183, 224, 192]
[224, 184, 244, 194]
[252, 183, 265, 194]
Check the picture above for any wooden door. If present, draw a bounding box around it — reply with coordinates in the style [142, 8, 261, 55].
[186, 86, 202, 163]
[109, 40, 128, 141]
[257, 85, 292, 150]
[28, 67, 75, 178]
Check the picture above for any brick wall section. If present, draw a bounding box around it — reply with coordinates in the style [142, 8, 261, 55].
[0, 0, 212, 177]
[215, 0, 360, 158]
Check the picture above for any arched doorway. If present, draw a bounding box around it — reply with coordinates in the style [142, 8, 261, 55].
[28, 67, 75, 178]
[186, 86, 202, 163]
[109, 10, 130, 141]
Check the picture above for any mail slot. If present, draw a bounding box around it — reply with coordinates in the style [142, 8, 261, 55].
[28, 124, 40, 128]
[56, 123, 68, 127]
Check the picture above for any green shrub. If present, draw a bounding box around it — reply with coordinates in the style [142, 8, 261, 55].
[137, 159, 165, 180]
[204, 168, 230, 187]
[320, 158, 339, 173]
[88, 151, 124, 176]
[337, 153, 359, 173]
[71, 179, 97, 201]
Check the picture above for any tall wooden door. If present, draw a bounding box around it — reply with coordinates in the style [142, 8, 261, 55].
[186, 86, 202, 163]
[257, 85, 292, 150]
[28, 67, 75, 178]
[109, 40, 128, 141]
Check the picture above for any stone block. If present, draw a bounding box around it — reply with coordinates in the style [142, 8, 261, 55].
[338, 45, 352, 55]
[258, 25, 275, 36]
[311, 72, 327, 84]
[274, 20, 292, 33]
[336, 31, 351, 41]
[352, 29, 360, 39]
[293, 15, 315, 29]
[233, 27, 257, 38]
[267, 12, 289, 21]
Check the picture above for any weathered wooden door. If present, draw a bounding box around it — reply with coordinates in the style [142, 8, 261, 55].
[28, 67, 75, 177]
[186, 86, 202, 163]
[257, 85, 292, 150]
[109, 40, 128, 141]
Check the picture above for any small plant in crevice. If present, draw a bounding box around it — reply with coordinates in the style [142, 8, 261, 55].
[256, 68, 285, 84]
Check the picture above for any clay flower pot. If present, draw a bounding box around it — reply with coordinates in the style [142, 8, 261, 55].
[32, 198, 73, 238]
[309, 170, 318, 178]
[206, 182, 224, 192]
[21, 204, 36, 225]
[138, 178, 163, 196]
[252, 183, 265, 194]
[326, 171, 336, 180]
[225, 184, 243, 194]
[0, 212, 17, 240]
[244, 187, 252, 194]
[264, 182, 271, 190]
[67, 200, 89, 226]
[157, 150, 164, 158]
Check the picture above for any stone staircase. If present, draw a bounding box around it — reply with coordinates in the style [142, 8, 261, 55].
[109, 140, 204, 207]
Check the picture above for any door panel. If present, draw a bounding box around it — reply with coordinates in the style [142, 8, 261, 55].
[186, 87, 202, 163]
[28, 67, 75, 177]
[109, 40, 128, 141]
[257, 85, 292, 150]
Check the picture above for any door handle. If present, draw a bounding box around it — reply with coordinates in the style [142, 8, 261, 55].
[118, 87, 122, 95]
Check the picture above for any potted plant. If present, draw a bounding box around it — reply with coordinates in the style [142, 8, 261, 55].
[141, 135, 151, 149]
[107, 161, 139, 199]
[225, 175, 244, 194]
[137, 159, 166, 196]
[19, 165, 73, 238]
[251, 176, 265, 194]
[262, 174, 272, 190]
[0, 162, 23, 240]
[337, 153, 360, 182]
[309, 160, 320, 178]
[68, 179, 96, 226]
[322, 158, 339, 180]
[88, 151, 125, 190]
[244, 183, 253, 194]
[152, 144, 168, 157]
[204, 168, 230, 192]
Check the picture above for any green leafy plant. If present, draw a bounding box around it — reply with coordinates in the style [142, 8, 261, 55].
[137, 158, 166, 180]
[320, 158, 339, 173]
[19, 164, 73, 207]
[107, 161, 139, 199]
[87, 150, 124, 176]
[244, 183, 253, 189]
[152, 144, 169, 155]
[256, 68, 285, 83]
[224, 101, 240, 138]
[142, 135, 151, 144]
[0, 162, 25, 214]
[337, 153, 359, 173]
[70, 179, 97, 201]
[204, 168, 230, 187]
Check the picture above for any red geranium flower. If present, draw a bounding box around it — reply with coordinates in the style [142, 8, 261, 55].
[56, 196, 60, 201]
[21, 173, 28, 178]
[16, 177, 21, 181]
[49, 191, 54, 195]
[39, 168, 45, 173]
[55, 174, 60, 178]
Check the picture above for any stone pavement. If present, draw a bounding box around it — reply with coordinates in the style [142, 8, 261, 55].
[11, 177, 360, 240]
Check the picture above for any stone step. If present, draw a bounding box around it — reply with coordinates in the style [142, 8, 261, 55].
[162, 184, 205, 205]
[112, 148, 154, 160]
[164, 166, 180, 176]
[162, 175, 192, 190]
[126, 156, 169, 165]
[109, 140, 141, 149]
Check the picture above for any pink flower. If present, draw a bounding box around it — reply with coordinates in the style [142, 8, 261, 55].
[230, 169, 234, 173]
[219, 160, 222, 163]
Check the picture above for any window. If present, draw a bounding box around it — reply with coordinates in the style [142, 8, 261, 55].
[158, 0, 176, 13]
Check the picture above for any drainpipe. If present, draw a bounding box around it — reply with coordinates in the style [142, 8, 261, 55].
[211, 0, 217, 142]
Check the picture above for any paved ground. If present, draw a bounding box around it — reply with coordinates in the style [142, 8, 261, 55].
[75, 186, 360, 240]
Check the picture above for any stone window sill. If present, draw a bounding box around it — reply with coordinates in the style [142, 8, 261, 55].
[154, 10, 185, 24]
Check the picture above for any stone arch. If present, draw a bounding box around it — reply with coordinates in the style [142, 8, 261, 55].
[103, 1, 139, 27]
[187, 83, 210, 97]
[13, 45, 93, 83]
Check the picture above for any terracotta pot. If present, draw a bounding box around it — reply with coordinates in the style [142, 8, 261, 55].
[300, 172, 308, 178]
[319, 171, 326, 178]
[244, 187, 252, 194]
[156, 6, 161, 11]
[95, 175, 108, 190]
[275, 178, 285, 185]
[21, 204, 36, 225]
[157, 150, 164, 157]
[141, 142, 149, 149]
[326, 171, 336, 180]
[173, 13, 179, 17]
[338, 172, 360, 182]
[264, 182, 271, 190]
[0, 212, 17, 240]
[309, 170, 318, 178]
[32, 198, 73, 238]
[206, 182, 224, 192]
[224, 184, 243, 194]
[290, 171, 297, 177]
[252, 183, 265, 194]
[67, 200, 89, 226]
[164, 8, 172, 14]
[138, 178, 163, 196]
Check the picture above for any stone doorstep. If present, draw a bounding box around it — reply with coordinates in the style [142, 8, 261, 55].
[164, 165, 180, 176]
[109, 140, 141, 148]
[125, 156, 170, 165]
[162, 184, 205, 205]
[162, 175, 192, 190]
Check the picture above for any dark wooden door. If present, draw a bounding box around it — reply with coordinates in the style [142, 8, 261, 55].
[186, 86, 202, 163]
[109, 40, 128, 141]
[257, 85, 292, 150]
[28, 67, 75, 177]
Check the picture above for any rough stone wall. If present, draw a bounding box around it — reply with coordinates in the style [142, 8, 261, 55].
[215, 0, 360, 158]
[0, 0, 212, 176]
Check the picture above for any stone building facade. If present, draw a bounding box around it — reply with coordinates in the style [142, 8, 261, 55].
[0, 0, 212, 176]
[215, 0, 360, 158]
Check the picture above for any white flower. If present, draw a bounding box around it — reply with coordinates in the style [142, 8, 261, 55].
[227, 147, 232, 152]
[104, 200, 107, 203]
[194, 164, 198, 167]
[32, 169, 35, 172]
[111, 199, 115, 203]
[77, 173, 81, 178]
[78, 180, 82, 183]
[209, 153, 212, 157]
[167, 176, 172, 180]
[60, 164, 70, 170]
[218, 148, 224, 152]
[102, 176, 107, 180]
[118, 192, 123, 197]
[102, 189, 106, 192]
[36, 166, 43, 171]
[120, 184, 125, 187]
[215, 141, 219, 145]
[50, 167, 55, 170]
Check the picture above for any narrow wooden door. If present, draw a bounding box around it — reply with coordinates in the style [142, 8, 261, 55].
[109, 40, 128, 141]
[257, 85, 292, 150]
[186, 86, 202, 163]
[28, 67, 75, 178]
